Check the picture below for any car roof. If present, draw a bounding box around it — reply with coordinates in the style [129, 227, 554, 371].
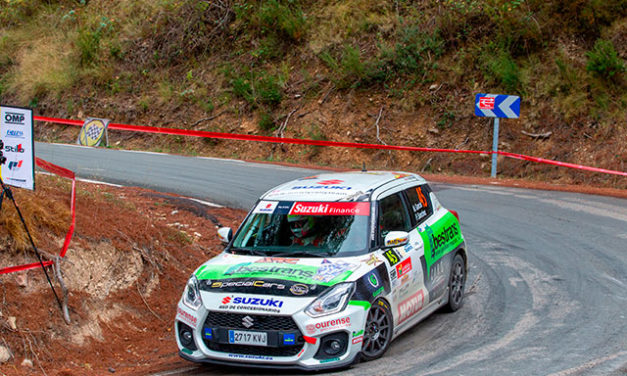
[260, 171, 427, 202]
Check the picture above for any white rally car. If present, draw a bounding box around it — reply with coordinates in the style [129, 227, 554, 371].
[176, 171, 467, 370]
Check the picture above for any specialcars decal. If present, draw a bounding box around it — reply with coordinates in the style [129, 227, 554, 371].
[199, 278, 325, 297]
[397, 290, 424, 324]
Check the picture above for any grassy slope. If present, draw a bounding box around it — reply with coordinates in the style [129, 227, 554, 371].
[0, 0, 625, 187]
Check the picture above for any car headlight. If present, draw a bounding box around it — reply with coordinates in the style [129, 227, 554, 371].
[305, 282, 355, 318]
[183, 275, 203, 310]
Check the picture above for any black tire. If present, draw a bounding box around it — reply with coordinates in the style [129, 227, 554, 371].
[444, 253, 466, 312]
[360, 299, 393, 361]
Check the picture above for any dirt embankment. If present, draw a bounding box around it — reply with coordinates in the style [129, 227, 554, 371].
[0, 175, 246, 376]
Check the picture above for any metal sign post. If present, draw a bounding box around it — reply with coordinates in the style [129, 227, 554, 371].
[474, 93, 521, 177]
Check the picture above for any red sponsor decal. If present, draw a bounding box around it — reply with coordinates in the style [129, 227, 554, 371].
[396, 258, 412, 278]
[309, 317, 351, 334]
[176, 307, 198, 328]
[317, 179, 344, 185]
[256, 257, 298, 264]
[303, 335, 317, 344]
[479, 97, 495, 110]
[397, 290, 424, 324]
[221, 296, 231, 304]
[289, 202, 370, 216]
[352, 336, 363, 344]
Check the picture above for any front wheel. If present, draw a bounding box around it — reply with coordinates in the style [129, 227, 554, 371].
[444, 253, 466, 312]
[360, 299, 393, 361]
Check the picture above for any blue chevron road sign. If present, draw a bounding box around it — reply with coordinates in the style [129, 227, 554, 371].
[474, 93, 520, 118]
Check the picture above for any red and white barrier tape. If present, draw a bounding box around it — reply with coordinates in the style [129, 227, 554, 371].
[0, 158, 76, 275]
[34, 116, 627, 177]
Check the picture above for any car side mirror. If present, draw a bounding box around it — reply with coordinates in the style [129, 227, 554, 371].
[383, 231, 409, 248]
[217, 227, 233, 244]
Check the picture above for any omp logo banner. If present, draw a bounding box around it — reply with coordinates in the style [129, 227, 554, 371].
[77, 118, 109, 147]
[0, 106, 34, 190]
[419, 212, 463, 277]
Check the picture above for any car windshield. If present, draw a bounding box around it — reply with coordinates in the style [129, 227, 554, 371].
[231, 201, 370, 257]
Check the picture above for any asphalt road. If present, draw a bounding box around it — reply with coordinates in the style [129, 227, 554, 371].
[36, 143, 627, 376]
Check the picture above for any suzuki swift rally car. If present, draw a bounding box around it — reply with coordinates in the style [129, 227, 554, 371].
[175, 171, 467, 370]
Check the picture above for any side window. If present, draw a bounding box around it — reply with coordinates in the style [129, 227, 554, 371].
[378, 193, 411, 243]
[405, 184, 433, 225]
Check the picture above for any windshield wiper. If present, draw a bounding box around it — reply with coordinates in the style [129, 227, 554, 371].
[268, 250, 334, 258]
[228, 247, 267, 256]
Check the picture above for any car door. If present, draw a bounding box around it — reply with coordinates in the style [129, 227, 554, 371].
[375, 191, 426, 329]
[407, 183, 451, 303]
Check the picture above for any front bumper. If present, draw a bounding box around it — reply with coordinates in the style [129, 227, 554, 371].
[175, 301, 367, 370]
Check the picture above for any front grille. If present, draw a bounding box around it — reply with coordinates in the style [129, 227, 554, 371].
[205, 311, 299, 331]
[207, 342, 303, 357]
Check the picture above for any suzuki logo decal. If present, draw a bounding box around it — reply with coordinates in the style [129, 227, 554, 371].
[242, 315, 254, 328]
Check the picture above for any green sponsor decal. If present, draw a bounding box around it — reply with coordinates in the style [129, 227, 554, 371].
[320, 357, 340, 363]
[352, 329, 364, 337]
[348, 300, 371, 311]
[196, 262, 353, 286]
[420, 212, 463, 277]
[181, 348, 193, 355]
[373, 286, 384, 298]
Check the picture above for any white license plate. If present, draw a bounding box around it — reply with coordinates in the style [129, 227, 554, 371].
[228, 330, 267, 346]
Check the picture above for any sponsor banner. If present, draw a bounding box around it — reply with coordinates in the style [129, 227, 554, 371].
[397, 290, 424, 325]
[305, 316, 351, 335]
[198, 277, 326, 297]
[0, 105, 34, 190]
[219, 296, 285, 314]
[395, 258, 412, 278]
[176, 306, 199, 329]
[289, 202, 370, 216]
[197, 261, 355, 286]
[253, 201, 279, 214]
[419, 212, 463, 277]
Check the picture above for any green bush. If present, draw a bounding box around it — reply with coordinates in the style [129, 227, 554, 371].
[258, 111, 275, 131]
[227, 68, 283, 107]
[236, 0, 307, 44]
[481, 46, 522, 93]
[586, 39, 625, 80]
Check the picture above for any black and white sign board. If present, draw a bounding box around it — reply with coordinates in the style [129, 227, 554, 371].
[0, 105, 35, 190]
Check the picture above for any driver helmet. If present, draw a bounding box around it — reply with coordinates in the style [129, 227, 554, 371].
[287, 215, 314, 238]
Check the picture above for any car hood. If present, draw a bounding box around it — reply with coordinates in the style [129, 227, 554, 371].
[194, 252, 379, 298]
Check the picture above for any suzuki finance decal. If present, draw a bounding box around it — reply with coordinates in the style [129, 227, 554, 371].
[420, 212, 463, 277]
[397, 290, 424, 324]
[289, 202, 370, 216]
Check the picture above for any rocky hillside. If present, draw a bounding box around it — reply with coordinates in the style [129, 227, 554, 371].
[1, 0, 625, 187]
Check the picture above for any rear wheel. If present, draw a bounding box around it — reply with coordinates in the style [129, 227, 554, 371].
[360, 299, 393, 361]
[445, 254, 466, 312]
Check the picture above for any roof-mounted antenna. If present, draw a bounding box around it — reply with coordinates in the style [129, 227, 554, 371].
[362, 162, 367, 172]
